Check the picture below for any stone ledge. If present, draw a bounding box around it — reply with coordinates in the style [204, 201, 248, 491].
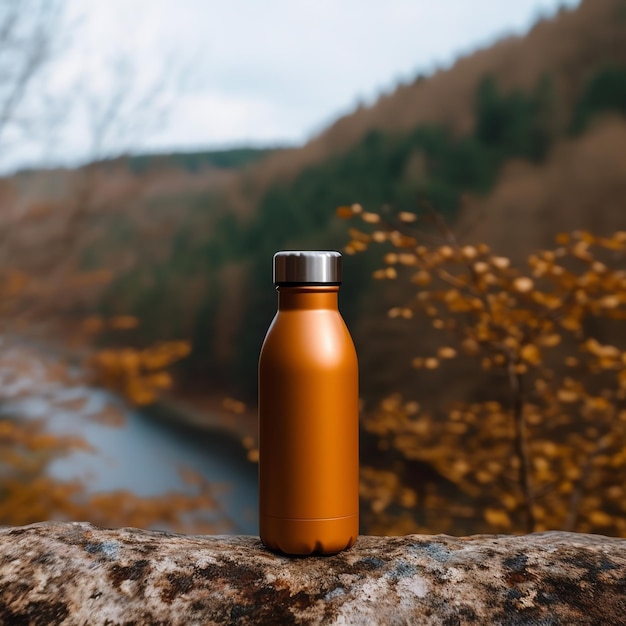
[0, 522, 625, 625]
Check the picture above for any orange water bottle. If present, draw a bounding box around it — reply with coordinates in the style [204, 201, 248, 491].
[259, 250, 359, 555]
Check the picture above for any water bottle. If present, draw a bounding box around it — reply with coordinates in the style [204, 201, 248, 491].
[259, 251, 359, 555]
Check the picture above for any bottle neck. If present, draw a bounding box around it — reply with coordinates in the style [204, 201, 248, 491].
[277, 285, 340, 311]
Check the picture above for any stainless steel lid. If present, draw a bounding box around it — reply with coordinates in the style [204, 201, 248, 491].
[273, 251, 342, 284]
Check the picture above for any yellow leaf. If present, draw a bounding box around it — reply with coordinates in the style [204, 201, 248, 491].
[585, 339, 620, 359]
[585, 396, 611, 411]
[398, 211, 417, 223]
[444, 289, 461, 303]
[574, 230, 595, 244]
[404, 401, 420, 415]
[439, 245, 454, 259]
[520, 344, 542, 365]
[411, 270, 431, 286]
[385, 253, 398, 264]
[398, 253, 417, 266]
[484, 508, 511, 528]
[557, 389, 579, 403]
[491, 256, 510, 269]
[461, 338, 480, 355]
[571, 241, 592, 261]
[348, 227, 371, 242]
[561, 316, 581, 331]
[362, 212, 381, 224]
[538, 334, 561, 347]
[589, 510, 612, 526]
[461, 246, 477, 260]
[513, 277, 534, 293]
[600, 295, 620, 309]
[389, 231, 417, 247]
[437, 347, 457, 359]
[336, 205, 353, 219]
[146, 372, 172, 390]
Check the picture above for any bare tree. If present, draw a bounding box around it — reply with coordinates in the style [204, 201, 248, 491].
[0, 0, 65, 165]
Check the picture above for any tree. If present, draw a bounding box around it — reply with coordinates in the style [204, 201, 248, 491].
[340, 203, 626, 537]
[0, 0, 65, 165]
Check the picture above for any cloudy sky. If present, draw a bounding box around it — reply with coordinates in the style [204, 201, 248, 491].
[12, 0, 581, 169]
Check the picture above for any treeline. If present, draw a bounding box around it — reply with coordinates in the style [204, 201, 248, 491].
[99, 64, 626, 401]
[121, 147, 284, 174]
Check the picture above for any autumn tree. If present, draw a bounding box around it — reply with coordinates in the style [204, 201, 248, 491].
[340, 203, 626, 537]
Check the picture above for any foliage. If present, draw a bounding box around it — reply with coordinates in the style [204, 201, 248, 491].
[476, 74, 558, 162]
[341, 203, 626, 537]
[570, 65, 626, 133]
[0, 413, 222, 530]
[88, 335, 191, 405]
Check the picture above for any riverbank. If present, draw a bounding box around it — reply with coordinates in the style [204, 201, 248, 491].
[5, 327, 257, 444]
[149, 391, 257, 447]
[0, 335, 259, 533]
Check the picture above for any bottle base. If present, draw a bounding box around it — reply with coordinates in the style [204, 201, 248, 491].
[260, 514, 358, 556]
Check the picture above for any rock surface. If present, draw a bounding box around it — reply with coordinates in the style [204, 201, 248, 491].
[0, 522, 625, 625]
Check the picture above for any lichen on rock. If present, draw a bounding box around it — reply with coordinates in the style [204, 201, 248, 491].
[0, 522, 625, 625]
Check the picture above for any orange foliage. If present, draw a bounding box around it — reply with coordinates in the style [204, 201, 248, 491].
[341, 204, 626, 536]
[89, 341, 191, 405]
[0, 416, 223, 531]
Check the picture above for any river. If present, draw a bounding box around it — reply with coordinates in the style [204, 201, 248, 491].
[0, 337, 258, 534]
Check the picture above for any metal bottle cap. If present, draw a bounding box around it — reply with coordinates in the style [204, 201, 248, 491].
[273, 251, 342, 285]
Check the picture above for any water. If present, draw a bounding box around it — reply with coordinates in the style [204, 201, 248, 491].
[0, 338, 258, 534]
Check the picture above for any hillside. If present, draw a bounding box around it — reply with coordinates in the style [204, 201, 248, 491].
[3, 0, 626, 405]
[231, 0, 626, 199]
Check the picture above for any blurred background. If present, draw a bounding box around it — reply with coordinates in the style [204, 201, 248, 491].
[1, 0, 626, 537]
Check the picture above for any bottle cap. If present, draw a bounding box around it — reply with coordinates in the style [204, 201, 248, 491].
[273, 251, 342, 285]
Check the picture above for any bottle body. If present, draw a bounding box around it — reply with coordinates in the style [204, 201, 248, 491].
[259, 286, 359, 555]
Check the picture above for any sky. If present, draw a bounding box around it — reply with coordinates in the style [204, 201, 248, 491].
[8, 0, 581, 170]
